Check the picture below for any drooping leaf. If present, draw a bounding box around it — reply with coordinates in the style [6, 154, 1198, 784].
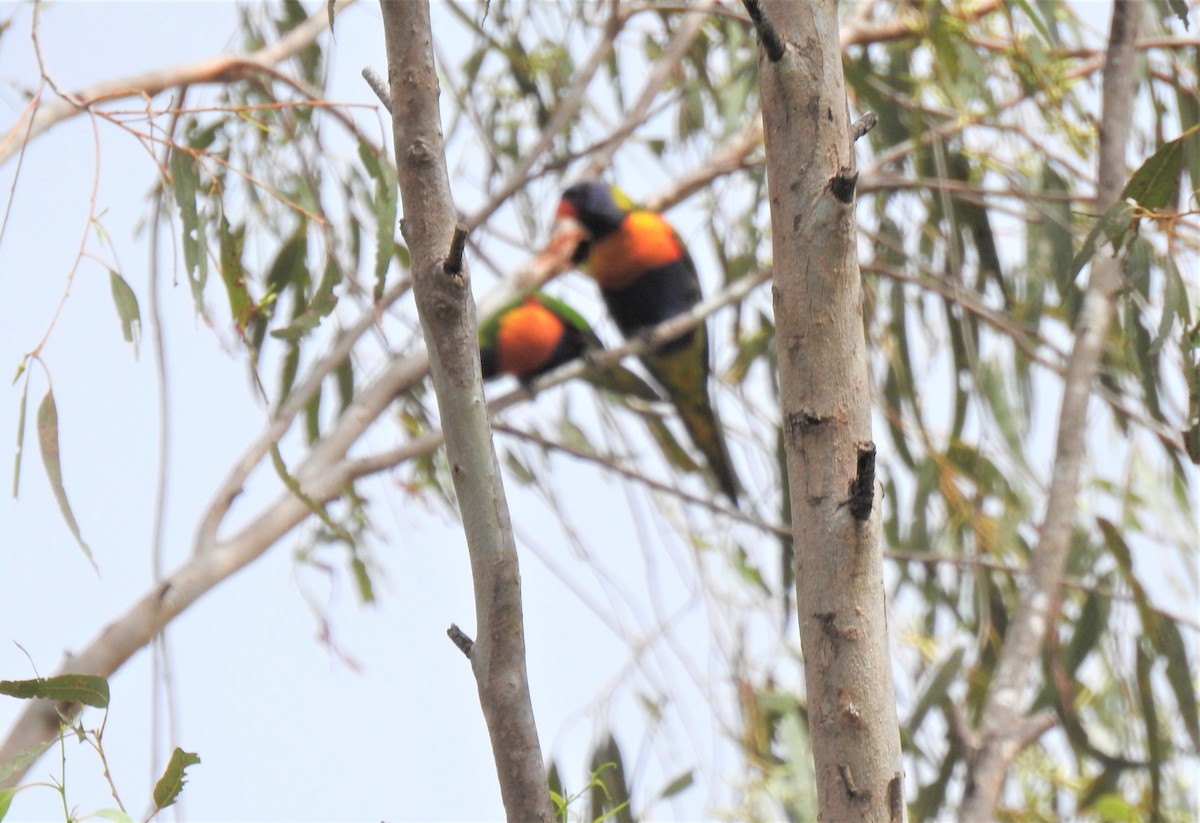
[349, 552, 374, 605]
[169, 148, 208, 314]
[271, 255, 341, 341]
[36, 391, 94, 567]
[358, 139, 397, 303]
[1151, 616, 1200, 752]
[908, 647, 965, 734]
[336, 357, 354, 415]
[11, 372, 29, 498]
[108, 270, 141, 354]
[1135, 643, 1163, 819]
[1065, 589, 1109, 675]
[218, 218, 254, 330]
[588, 733, 633, 823]
[305, 388, 321, 444]
[547, 760, 567, 823]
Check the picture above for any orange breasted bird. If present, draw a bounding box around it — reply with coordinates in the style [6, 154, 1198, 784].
[479, 291, 663, 401]
[479, 292, 592, 382]
[556, 181, 740, 504]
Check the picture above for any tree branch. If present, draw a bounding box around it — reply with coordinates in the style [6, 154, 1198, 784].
[379, 3, 553, 821]
[0, 1, 353, 168]
[958, 2, 1141, 819]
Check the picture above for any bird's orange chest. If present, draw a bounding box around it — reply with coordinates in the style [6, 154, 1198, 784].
[496, 303, 562, 375]
[587, 211, 683, 290]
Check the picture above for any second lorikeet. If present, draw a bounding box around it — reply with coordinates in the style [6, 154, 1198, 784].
[479, 291, 663, 402]
[479, 292, 592, 381]
[556, 180, 741, 505]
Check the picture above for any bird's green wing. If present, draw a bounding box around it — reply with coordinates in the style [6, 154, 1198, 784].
[534, 292, 602, 348]
[642, 327, 740, 505]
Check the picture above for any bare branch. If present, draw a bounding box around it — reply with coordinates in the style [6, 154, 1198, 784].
[380, 3, 553, 821]
[0, 1, 354, 168]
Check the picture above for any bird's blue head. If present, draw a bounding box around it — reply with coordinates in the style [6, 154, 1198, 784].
[556, 180, 632, 240]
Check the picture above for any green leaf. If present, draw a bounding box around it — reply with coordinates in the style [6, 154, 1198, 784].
[85, 809, 133, 823]
[336, 358, 354, 415]
[270, 256, 341, 341]
[908, 647, 965, 733]
[0, 741, 51, 786]
[305, 389, 321, 444]
[1068, 201, 1134, 282]
[1065, 589, 1108, 674]
[1030, 164, 1074, 295]
[733, 545, 770, 595]
[151, 748, 201, 812]
[264, 227, 309, 299]
[586, 364, 663, 403]
[36, 390, 94, 568]
[588, 734, 633, 823]
[1165, 0, 1189, 28]
[11, 372, 29, 498]
[169, 148, 207, 314]
[1152, 616, 1200, 751]
[547, 760, 567, 823]
[657, 770, 694, 800]
[1120, 126, 1198, 211]
[1089, 792, 1143, 822]
[358, 140, 397, 302]
[639, 412, 701, 474]
[350, 553, 374, 604]
[0, 675, 109, 708]
[1100, 516, 1200, 750]
[108, 270, 141, 354]
[218, 218, 253, 329]
[279, 343, 300, 402]
[1135, 643, 1163, 819]
[1147, 258, 1186, 357]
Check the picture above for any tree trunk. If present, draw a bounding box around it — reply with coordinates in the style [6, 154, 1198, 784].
[379, 4, 554, 821]
[752, 1, 906, 821]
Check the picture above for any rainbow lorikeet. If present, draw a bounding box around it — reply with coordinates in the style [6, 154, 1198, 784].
[556, 181, 740, 505]
[479, 291, 662, 401]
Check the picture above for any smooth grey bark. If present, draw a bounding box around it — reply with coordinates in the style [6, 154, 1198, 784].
[379, 3, 553, 822]
[754, 1, 905, 821]
[958, 2, 1140, 819]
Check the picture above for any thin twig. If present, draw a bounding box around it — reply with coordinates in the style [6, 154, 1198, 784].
[0, 0, 355, 167]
